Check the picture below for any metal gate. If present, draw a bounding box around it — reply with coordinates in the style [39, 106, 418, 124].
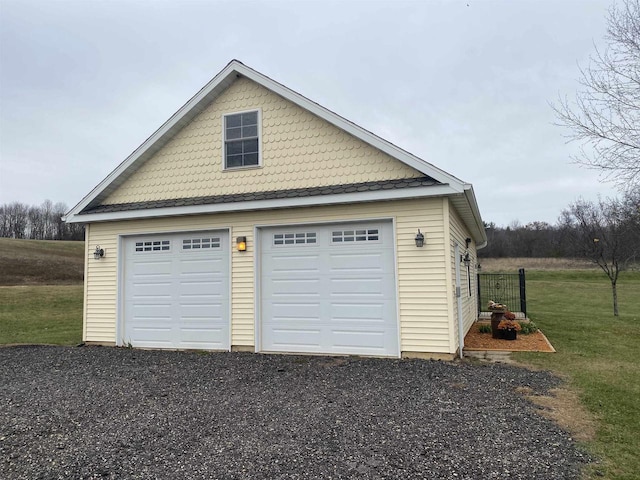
[477, 268, 527, 318]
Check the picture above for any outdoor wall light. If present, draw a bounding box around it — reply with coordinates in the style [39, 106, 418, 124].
[465, 237, 472, 249]
[415, 229, 425, 248]
[236, 236, 247, 252]
[462, 252, 471, 267]
[94, 245, 105, 259]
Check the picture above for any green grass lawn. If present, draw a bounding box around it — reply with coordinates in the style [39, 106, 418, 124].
[0, 285, 83, 345]
[515, 270, 640, 480]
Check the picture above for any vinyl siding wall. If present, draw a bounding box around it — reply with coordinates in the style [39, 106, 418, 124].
[84, 197, 455, 354]
[449, 200, 478, 352]
[103, 77, 422, 206]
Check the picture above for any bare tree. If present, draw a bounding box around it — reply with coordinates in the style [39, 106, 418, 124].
[41, 199, 55, 240]
[3, 202, 29, 239]
[52, 202, 70, 240]
[553, 0, 640, 190]
[27, 205, 44, 239]
[0, 200, 84, 240]
[559, 193, 639, 315]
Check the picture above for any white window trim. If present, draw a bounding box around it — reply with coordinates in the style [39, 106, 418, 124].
[222, 108, 262, 171]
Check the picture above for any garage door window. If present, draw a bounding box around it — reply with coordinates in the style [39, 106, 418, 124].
[274, 232, 317, 245]
[135, 240, 171, 252]
[332, 228, 379, 243]
[182, 237, 221, 250]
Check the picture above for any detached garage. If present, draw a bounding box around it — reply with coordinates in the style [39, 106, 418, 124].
[64, 60, 486, 359]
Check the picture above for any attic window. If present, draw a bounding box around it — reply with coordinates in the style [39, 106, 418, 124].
[224, 110, 260, 169]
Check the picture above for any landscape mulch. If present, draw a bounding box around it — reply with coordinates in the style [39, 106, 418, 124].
[464, 323, 555, 353]
[0, 345, 588, 479]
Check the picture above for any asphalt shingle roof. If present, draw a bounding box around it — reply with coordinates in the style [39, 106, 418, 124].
[80, 176, 439, 214]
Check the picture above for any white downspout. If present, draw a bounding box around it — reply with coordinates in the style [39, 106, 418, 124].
[454, 243, 464, 359]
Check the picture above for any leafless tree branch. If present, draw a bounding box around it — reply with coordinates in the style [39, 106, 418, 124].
[551, 0, 640, 191]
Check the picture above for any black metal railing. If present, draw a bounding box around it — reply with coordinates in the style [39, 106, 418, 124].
[477, 268, 527, 317]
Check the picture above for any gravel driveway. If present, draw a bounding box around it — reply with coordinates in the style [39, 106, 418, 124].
[0, 346, 588, 479]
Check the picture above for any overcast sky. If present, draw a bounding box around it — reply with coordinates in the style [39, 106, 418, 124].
[0, 0, 621, 226]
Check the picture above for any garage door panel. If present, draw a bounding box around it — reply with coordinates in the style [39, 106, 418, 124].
[266, 303, 320, 325]
[123, 231, 230, 350]
[179, 258, 225, 275]
[177, 280, 224, 296]
[267, 279, 321, 296]
[178, 325, 226, 346]
[264, 328, 322, 349]
[129, 323, 173, 344]
[261, 222, 398, 357]
[329, 277, 387, 296]
[269, 257, 321, 275]
[331, 329, 386, 351]
[328, 302, 385, 321]
[131, 281, 173, 295]
[328, 252, 387, 272]
[131, 260, 172, 276]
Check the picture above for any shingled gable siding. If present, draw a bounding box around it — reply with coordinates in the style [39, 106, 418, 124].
[448, 200, 479, 352]
[102, 77, 423, 206]
[84, 198, 453, 354]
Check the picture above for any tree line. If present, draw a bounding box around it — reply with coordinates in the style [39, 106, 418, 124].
[480, 190, 639, 262]
[0, 200, 84, 241]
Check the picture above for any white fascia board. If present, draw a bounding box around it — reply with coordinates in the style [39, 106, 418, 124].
[464, 186, 488, 249]
[65, 184, 457, 224]
[449, 184, 487, 248]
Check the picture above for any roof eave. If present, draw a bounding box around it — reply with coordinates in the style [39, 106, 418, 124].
[65, 184, 459, 224]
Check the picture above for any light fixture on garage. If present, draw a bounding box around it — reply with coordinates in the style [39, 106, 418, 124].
[462, 252, 471, 267]
[415, 229, 425, 248]
[94, 245, 105, 259]
[236, 236, 247, 252]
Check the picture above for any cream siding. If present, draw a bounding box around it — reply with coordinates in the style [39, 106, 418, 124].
[82, 224, 90, 342]
[442, 199, 456, 353]
[102, 77, 423, 206]
[448, 199, 479, 353]
[85, 198, 454, 354]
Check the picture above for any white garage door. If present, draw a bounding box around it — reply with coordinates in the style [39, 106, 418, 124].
[260, 222, 398, 357]
[123, 231, 230, 350]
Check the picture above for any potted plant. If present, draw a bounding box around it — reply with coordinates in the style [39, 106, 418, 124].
[497, 313, 521, 340]
[488, 301, 508, 338]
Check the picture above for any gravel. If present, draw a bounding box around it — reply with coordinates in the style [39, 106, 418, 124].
[0, 346, 589, 479]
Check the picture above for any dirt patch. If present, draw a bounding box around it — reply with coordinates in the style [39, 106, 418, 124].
[464, 322, 555, 352]
[516, 386, 598, 443]
[0, 238, 84, 285]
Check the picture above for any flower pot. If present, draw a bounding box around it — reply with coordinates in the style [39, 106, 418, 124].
[490, 312, 505, 339]
[503, 329, 517, 341]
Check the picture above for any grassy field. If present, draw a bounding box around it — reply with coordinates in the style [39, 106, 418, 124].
[0, 238, 84, 344]
[513, 269, 640, 480]
[0, 237, 84, 285]
[0, 285, 83, 345]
